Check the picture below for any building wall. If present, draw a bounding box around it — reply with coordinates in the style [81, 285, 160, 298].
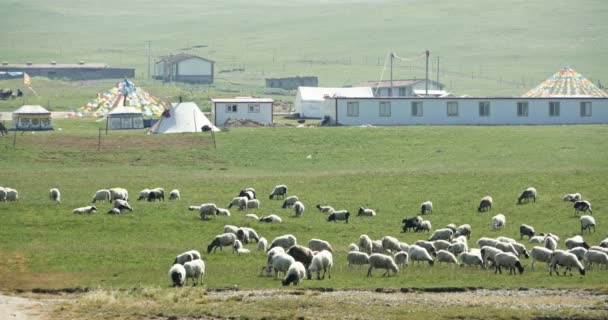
[328, 98, 608, 126]
[214, 102, 273, 126]
[177, 58, 212, 76]
[374, 81, 443, 97]
[266, 77, 318, 90]
[108, 114, 144, 130]
[0, 67, 134, 80]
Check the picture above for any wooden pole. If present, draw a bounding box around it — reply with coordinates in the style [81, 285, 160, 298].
[425, 50, 430, 96]
[98, 128, 101, 150]
[211, 129, 217, 149]
[12, 129, 17, 148]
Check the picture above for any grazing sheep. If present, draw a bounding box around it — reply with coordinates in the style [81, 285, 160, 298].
[517, 187, 537, 204]
[109, 187, 129, 201]
[242, 227, 260, 243]
[173, 251, 194, 265]
[414, 240, 437, 257]
[282, 261, 306, 286]
[308, 250, 333, 280]
[455, 224, 472, 239]
[402, 216, 423, 232]
[271, 253, 295, 279]
[358, 207, 377, 217]
[399, 242, 410, 253]
[565, 236, 590, 250]
[529, 235, 545, 243]
[287, 245, 315, 272]
[347, 251, 370, 267]
[236, 228, 250, 245]
[269, 234, 297, 251]
[316, 204, 334, 214]
[308, 239, 334, 253]
[92, 189, 111, 203]
[188, 205, 201, 212]
[371, 240, 385, 254]
[183, 259, 205, 286]
[207, 233, 237, 254]
[416, 220, 432, 233]
[49, 188, 60, 202]
[477, 237, 500, 249]
[168, 264, 186, 287]
[496, 236, 516, 244]
[367, 253, 399, 277]
[394, 251, 409, 268]
[228, 196, 246, 209]
[186, 250, 201, 261]
[600, 238, 608, 248]
[113, 199, 133, 212]
[511, 242, 530, 259]
[233, 240, 251, 255]
[550, 250, 586, 276]
[567, 247, 588, 261]
[359, 235, 373, 255]
[580, 215, 596, 233]
[433, 240, 451, 252]
[348, 243, 359, 251]
[328, 210, 350, 223]
[240, 199, 260, 210]
[589, 246, 608, 255]
[447, 241, 468, 256]
[445, 224, 457, 233]
[239, 189, 256, 200]
[137, 189, 150, 201]
[293, 201, 305, 217]
[223, 225, 239, 235]
[257, 237, 268, 252]
[429, 228, 454, 242]
[545, 233, 560, 243]
[520, 224, 535, 240]
[408, 245, 434, 266]
[245, 213, 259, 220]
[530, 246, 553, 270]
[453, 235, 468, 244]
[72, 206, 97, 214]
[381, 236, 401, 254]
[4, 188, 18, 201]
[459, 251, 484, 268]
[281, 196, 299, 208]
[478, 196, 493, 212]
[169, 189, 180, 200]
[199, 203, 218, 220]
[584, 250, 608, 270]
[269, 184, 288, 200]
[563, 193, 582, 202]
[262, 247, 285, 275]
[544, 236, 558, 251]
[0, 187, 6, 201]
[491, 214, 506, 230]
[436, 250, 458, 266]
[494, 252, 524, 275]
[216, 208, 231, 216]
[147, 187, 164, 201]
[420, 201, 433, 215]
[480, 246, 503, 268]
[574, 201, 592, 215]
[106, 208, 121, 215]
[496, 242, 518, 257]
[259, 214, 282, 223]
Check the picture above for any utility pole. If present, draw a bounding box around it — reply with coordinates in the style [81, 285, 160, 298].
[425, 50, 430, 96]
[146, 40, 151, 80]
[390, 52, 394, 97]
[436, 56, 440, 85]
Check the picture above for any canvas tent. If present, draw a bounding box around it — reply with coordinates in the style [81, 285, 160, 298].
[12, 105, 53, 130]
[295, 87, 374, 118]
[107, 105, 144, 130]
[149, 102, 218, 134]
[524, 68, 608, 97]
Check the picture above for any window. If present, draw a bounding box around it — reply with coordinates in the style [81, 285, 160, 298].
[580, 101, 592, 117]
[387, 88, 393, 97]
[398, 87, 407, 96]
[347, 101, 359, 117]
[411, 101, 423, 116]
[447, 102, 459, 117]
[226, 105, 237, 113]
[479, 101, 490, 117]
[549, 102, 560, 117]
[517, 102, 529, 117]
[379, 101, 391, 117]
[248, 104, 260, 113]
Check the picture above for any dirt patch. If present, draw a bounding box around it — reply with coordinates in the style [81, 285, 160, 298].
[0, 293, 62, 320]
[223, 118, 264, 127]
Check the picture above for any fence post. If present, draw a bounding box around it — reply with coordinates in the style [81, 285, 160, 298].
[98, 128, 102, 150]
[12, 129, 17, 148]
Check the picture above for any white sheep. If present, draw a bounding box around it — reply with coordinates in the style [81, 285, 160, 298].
[408, 245, 434, 266]
[529, 235, 545, 243]
[216, 208, 231, 216]
[173, 251, 194, 265]
[92, 189, 111, 203]
[477, 237, 499, 248]
[293, 201, 305, 217]
[414, 240, 436, 257]
[359, 235, 373, 255]
[5, 188, 19, 201]
[236, 228, 250, 245]
[480, 246, 503, 268]
[238, 198, 259, 210]
[272, 253, 295, 279]
[417, 220, 432, 232]
[168, 264, 186, 287]
[223, 225, 239, 235]
[393, 251, 409, 268]
[183, 259, 205, 286]
[429, 228, 453, 242]
[269, 184, 288, 200]
[563, 193, 582, 202]
[308, 250, 333, 280]
[511, 242, 530, 259]
[72, 205, 97, 214]
[447, 241, 468, 256]
[308, 239, 333, 253]
[371, 240, 385, 254]
[496, 236, 516, 244]
[495, 242, 518, 256]
[228, 196, 246, 209]
[0, 187, 6, 201]
[478, 196, 493, 212]
[433, 240, 451, 252]
[327, 210, 350, 223]
[282, 196, 299, 208]
[207, 233, 237, 254]
[420, 201, 433, 215]
[530, 246, 553, 271]
[580, 215, 596, 233]
[259, 214, 282, 223]
[113, 199, 133, 212]
[453, 235, 468, 244]
[269, 234, 297, 251]
[494, 252, 524, 275]
[459, 251, 484, 268]
[49, 188, 61, 202]
[245, 213, 259, 220]
[589, 246, 608, 255]
[242, 227, 260, 243]
[491, 214, 506, 230]
[346, 251, 370, 267]
[544, 236, 558, 251]
[550, 250, 586, 276]
[455, 224, 472, 239]
[262, 247, 285, 275]
[600, 238, 608, 248]
[399, 242, 410, 253]
[257, 237, 268, 252]
[348, 243, 359, 252]
[199, 203, 218, 220]
[186, 250, 201, 261]
[109, 187, 129, 201]
[436, 250, 458, 266]
[584, 250, 608, 270]
[316, 204, 335, 214]
[282, 261, 305, 286]
[169, 189, 180, 200]
[517, 187, 537, 204]
[137, 189, 150, 201]
[233, 240, 251, 255]
[367, 253, 399, 277]
[381, 236, 401, 254]
[106, 208, 120, 215]
[565, 235, 589, 250]
[358, 207, 377, 217]
[567, 247, 588, 261]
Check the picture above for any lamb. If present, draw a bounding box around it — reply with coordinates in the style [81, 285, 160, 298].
[565, 235, 590, 250]
[563, 193, 582, 202]
[92, 189, 111, 203]
[228, 196, 246, 209]
[480, 246, 503, 268]
[416, 220, 432, 233]
[236, 228, 251, 245]
[216, 208, 231, 216]
[239, 188, 256, 200]
[113, 199, 133, 212]
[173, 251, 194, 265]
[544, 236, 558, 251]
[72, 206, 97, 214]
[367, 253, 399, 277]
[183, 259, 205, 286]
[269, 184, 288, 200]
[137, 189, 150, 201]
[328, 210, 350, 223]
[169, 189, 180, 200]
[293, 201, 305, 217]
[259, 214, 282, 223]
[574, 201, 592, 215]
[414, 240, 436, 257]
[199, 203, 219, 220]
[308, 239, 333, 253]
[245, 213, 259, 220]
[408, 245, 434, 266]
[402, 216, 423, 232]
[109, 187, 129, 201]
[517, 187, 537, 204]
[530, 246, 553, 270]
[494, 252, 524, 275]
[381, 236, 401, 254]
[436, 250, 458, 266]
[433, 240, 451, 251]
[459, 251, 484, 268]
[358, 207, 377, 217]
[233, 240, 251, 255]
[168, 264, 186, 287]
[147, 188, 165, 201]
[359, 235, 373, 255]
[348, 243, 359, 251]
[519, 224, 535, 240]
[308, 250, 333, 280]
[584, 250, 608, 270]
[567, 247, 588, 261]
[287, 245, 315, 270]
[240, 199, 260, 210]
[269, 234, 297, 251]
[107, 208, 121, 215]
[478, 196, 493, 212]
[393, 251, 409, 268]
[207, 233, 237, 254]
[491, 214, 506, 230]
[447, 241, 468, 256]
[580, 215, 596, 233]
[455, 224, 472, 239]
[316, 204, 334, 214]
[281, 196, 299, 208]
[271, 253, 295, 279]
[420, 201, 433, 215]
[257, 237, 268, 252]
[282, 261, 306, 286]
[429, 228, 453, 242]
[347, 251, 370, 267]
[49, 188, 60, 202]
[549, 250, 586, 276]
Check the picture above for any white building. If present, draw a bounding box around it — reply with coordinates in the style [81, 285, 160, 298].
[295, 87, 374, 119]
[364, 79, 445, 97]
[212, 97, 274, 127]
[107, 106, 144, 130]
[154, 53, 214, 84]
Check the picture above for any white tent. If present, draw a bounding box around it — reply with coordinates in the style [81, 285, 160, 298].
[149, 102, 218, 134]
[12, 105, 53, 131]
[295, 87, 374, 118]
[107, 105, 144, 130]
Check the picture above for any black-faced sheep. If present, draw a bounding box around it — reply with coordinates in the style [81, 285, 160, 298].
[565, 235, 590, 250]
[563, 193, 582, 202]
[517, 187, 536, 204]
[316, 204, 334, 214]
[574, 201, 592, 215]
[49, 188, 60, 202]
[367, 253, 399, 277]
[580, 215, 596, 233]
[4, 188, 18, 201]
[549, 250, 585, 276]
[259, 214, 282, 223]
[282, 196, 299, 208]
[478, 196, 493, 212]
[113, 199, 133, 212]
[293, 201, 305, 217]
[168, 264, 186, 287]
[494, 252, 524, 275]
[239, 188, 256, 200]
[519, 224, 535, 240]
[282, 261, 305, 286]
[358, 207, 377, 217]
[207, 233, 237, 254]
[169, 189, 180, 200]
[147, 188, 165, 201]
[328, 210, 350, 223]
[402, 216, 422, 233]
[420, 201, 433, 215]
[269, 184, 288, 200]
[236, 228, 250, 245]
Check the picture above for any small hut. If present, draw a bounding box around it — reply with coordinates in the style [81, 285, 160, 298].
[12, 105, 53, 131]
[107, 105, 144, 130]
